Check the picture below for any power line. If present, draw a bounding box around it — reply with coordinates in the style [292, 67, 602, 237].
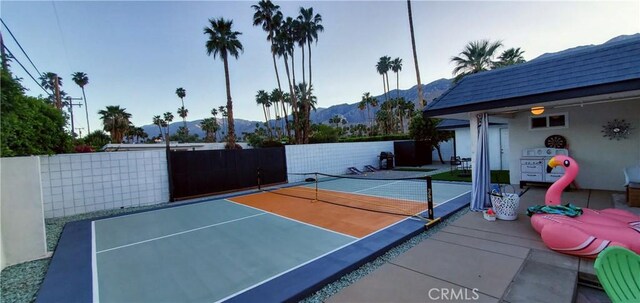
[0, 18, 43, 77]
[51, 1, 72, 71]
[3, 45, 52, 96]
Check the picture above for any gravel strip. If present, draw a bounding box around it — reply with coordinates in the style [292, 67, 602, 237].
[1, 203, 168, 303]
[300, 207, 470, 303]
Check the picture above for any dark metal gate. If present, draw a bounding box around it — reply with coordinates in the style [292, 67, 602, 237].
[393, 140, 433, 167]
[168, 147, 287, 200]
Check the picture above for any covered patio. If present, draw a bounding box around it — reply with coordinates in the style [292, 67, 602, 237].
[327, 187, 637, 302]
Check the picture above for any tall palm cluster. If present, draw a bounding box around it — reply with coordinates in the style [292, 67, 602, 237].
[98, 105, 132, 143]
[375, 56, 403, 102]
[39, 71, 93, 137]
[252, 0, 323, 144]
[451, 40, 526, 83]
[375, 97, 415, 135]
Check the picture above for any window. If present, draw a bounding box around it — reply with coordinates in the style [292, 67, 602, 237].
[530, 113, 568, 130]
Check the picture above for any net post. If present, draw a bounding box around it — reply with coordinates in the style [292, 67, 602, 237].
[426, 176, 434, 220]
[314, 172, 318, 202]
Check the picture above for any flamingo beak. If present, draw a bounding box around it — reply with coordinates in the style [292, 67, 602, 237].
[547, 157, 560, 173]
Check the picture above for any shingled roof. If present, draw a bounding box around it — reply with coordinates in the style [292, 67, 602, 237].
[424, 35, 640, 117]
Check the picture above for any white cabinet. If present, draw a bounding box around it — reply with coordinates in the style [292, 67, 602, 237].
[520, 148, 568, 187]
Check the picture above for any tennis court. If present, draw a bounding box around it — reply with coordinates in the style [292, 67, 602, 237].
[38, 176, 471, 302]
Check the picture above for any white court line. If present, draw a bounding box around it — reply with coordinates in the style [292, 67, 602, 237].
[222, 199, 358, 240]
[214, 237, 360, 303]
[91, 221, 100, 303]
[96, 213, 266, 254]
[353, 180, 402, 193]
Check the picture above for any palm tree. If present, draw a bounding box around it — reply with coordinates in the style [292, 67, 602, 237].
[177, 106, 189, 135]
[163, 111, 174, 139]
[211, 108, 219, 141]
[72, 72, 91, 133]
[330, 115, 343, 128]
[252, 1, 282, 84]
[273, 19, 299, 143]
[175, 87, 187, 128]
[255, 90, 273, 138]
[376, 57, 391, 101]
[39, 72, 63, 108]
[295, 82, 316, 143]
[152, 115, 164, 139]
[297, 7, 323, 93]
[407, 0, 424, 108]
[359, 92, 378, 130]
[495, 47, 526, 67]
[98, 105, 131, 143]
[204, 18, 244, 148]
[200, 118, 219, 142]
[451, 40, 503, 83]
[390, 58, 402, 98]
[270, 88, 285, 140]
[218, 105, 227, 138]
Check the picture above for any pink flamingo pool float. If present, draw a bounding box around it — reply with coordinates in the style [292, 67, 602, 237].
[530, 155, 640, 258]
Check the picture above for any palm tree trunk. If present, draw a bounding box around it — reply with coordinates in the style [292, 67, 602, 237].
[385, 72, 391, 101]
[307, 40, 312, 91]
[262, 104, 272, 138]
[271, 48, 290, 140]
[396, 72, 400, 99]
[407, 0, 424, 108]
[81, 87, 90, 134]
[283, 53, 298, 144]
[223, 56, 236, 148]
[301, 45, 306, 85]
[180, 97, 187, 129]
[382, 76, 388, 101]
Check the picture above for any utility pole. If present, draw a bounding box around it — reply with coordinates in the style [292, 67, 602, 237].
[75, 127, 84, 138]
[54, 76, 62, 110]
[65, 96, 84, 138]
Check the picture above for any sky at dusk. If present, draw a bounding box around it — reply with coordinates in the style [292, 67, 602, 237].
[2, 1, 639, 135]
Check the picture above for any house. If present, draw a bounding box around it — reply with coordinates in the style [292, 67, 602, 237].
[424, 35, 640, 191]
[437, 119, 509, 170]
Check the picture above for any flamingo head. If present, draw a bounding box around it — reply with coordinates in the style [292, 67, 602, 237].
[547, 155, 579, 174]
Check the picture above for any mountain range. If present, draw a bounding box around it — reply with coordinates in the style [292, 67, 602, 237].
[141, 78, 453, 139]
[141, 33, 639, 139]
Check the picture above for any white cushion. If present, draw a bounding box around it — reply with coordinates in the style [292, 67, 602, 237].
[624, 165, 640, 186]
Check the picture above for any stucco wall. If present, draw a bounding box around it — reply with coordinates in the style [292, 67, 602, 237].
[508, 98, 640, 190]
[40, 151, 170, 218]
[286, 141, 394, 182]
[1, 156, 47, 270]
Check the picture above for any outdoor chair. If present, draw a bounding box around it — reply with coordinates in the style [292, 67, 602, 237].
[594, 246, 640, 303]
[450, 156, 462, 173]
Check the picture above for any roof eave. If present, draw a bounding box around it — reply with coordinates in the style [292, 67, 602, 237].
[423, 78, 640, 117]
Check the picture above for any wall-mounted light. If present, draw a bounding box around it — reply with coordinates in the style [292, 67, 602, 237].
[531, 106, 545, 115]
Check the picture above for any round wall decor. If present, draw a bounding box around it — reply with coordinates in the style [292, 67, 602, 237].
[602, 119, 632, 140]
[545, 135, 567, 148]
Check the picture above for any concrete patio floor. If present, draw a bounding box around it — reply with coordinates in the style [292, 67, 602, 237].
[327, 187, 638, 303]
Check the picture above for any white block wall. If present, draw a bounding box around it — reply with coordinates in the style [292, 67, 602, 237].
[40, 151, 170, 218]
[285, 141, 394, 182]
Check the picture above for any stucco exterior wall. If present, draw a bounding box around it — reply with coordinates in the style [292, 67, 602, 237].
[1, 156, 47, 269]
[508, 98, 640, 190]
[286, 141, 394, 182]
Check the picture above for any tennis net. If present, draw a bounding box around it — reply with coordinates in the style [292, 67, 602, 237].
[258, 172, 435, 219]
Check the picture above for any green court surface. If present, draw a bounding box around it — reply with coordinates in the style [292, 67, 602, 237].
[93, 199, 355, 302]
